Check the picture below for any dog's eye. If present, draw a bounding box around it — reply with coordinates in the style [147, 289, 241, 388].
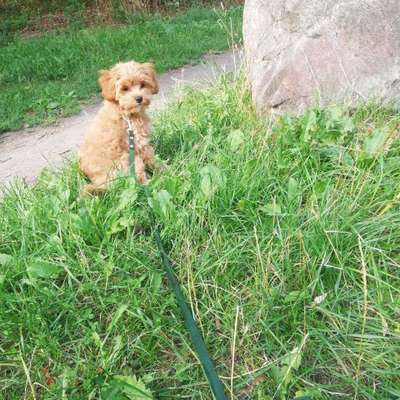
[139, 83, 145, 89]
[121, 86, 129, 92]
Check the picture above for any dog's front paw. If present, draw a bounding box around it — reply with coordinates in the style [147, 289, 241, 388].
[154, 160, 168, 173]
[81, 183, 107, 196]
[146, 157, 167, 174]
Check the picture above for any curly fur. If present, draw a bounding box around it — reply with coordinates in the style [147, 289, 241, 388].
[79, 61, 159, 193]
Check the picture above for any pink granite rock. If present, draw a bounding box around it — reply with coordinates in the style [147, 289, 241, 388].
[243, 0, 400, 113]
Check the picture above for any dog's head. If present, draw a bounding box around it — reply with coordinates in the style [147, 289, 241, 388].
[98, 61, 158, 115]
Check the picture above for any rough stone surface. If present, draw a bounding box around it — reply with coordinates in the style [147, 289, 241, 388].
[0, 49, 241, 186]
[243, 0, 400, 113]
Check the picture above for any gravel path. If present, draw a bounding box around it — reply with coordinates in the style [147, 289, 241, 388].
[0, 49, 241, 186]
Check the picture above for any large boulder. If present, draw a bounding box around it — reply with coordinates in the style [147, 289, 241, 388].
[243, 0, 400, 113]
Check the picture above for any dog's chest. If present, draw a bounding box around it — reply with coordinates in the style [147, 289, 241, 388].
[135, 133, 150, 150]
[119, 127, 149, 153]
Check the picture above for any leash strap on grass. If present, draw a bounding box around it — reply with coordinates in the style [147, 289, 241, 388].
[127, 125, 228, 400]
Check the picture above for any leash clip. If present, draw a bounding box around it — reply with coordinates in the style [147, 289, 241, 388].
[123, 115, 135, 150]
[128, 129, 134, 150]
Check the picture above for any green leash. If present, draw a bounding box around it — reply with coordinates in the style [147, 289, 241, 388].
[126, 122, 228, 400]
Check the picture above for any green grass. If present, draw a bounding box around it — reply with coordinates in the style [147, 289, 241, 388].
[0, 0, 243, 40]
[0, 6, 242, 133]
[1, 75, 400, 399]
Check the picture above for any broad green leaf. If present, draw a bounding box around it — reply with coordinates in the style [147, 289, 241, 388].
[0, 253, 12, 266]
[200, 174, 213, 198]
[227, 129, 244, 151]
[110, 216, 135, 235]
[261, 203, 282, 216]
[27, 261, 62, 279]
[21, 278, 36, 287]
[47, 101, 59, 110]
[152, 272, 162, 293]
[200, 165, 226, 199]
[118, 187, 138, 211]
[282, 345, 303, 370]
[288, 177, 299, 201]
[103, 262, 114, 278]
[342, 116, 355, 133]
[314, 180, 329, 198]
[328, 105, 343, 122]
[363, 127, 391, 158]
[92, 331, 102, 348]
[163, 177, 180, 197]
[153, 190, 173, 217]
[270, 365, 284, 385]
[304, 110, 317, 141]
[111, 375, 153, 399]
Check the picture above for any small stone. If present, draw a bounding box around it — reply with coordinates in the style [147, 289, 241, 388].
[312, 293, 327, 307]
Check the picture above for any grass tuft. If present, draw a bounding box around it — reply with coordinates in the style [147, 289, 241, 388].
[1, 75, 400, 399]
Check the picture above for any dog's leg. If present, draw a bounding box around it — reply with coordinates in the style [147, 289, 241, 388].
[142, 145, 156, 168]
[82, 180, 108, 195]
[81, 171, 114, 195]
[142, 144, 165, 173]
[83, 184, 104, 195]
[135, 155, 147, 184]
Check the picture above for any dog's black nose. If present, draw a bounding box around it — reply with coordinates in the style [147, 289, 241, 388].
[135, 96, 143, 104]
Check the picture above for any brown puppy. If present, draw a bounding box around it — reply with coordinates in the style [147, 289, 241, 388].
[79, 61, 159, 193]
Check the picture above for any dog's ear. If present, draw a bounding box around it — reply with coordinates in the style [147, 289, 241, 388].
[142, 63, 159, 94]
[98, 69, 116, 101]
